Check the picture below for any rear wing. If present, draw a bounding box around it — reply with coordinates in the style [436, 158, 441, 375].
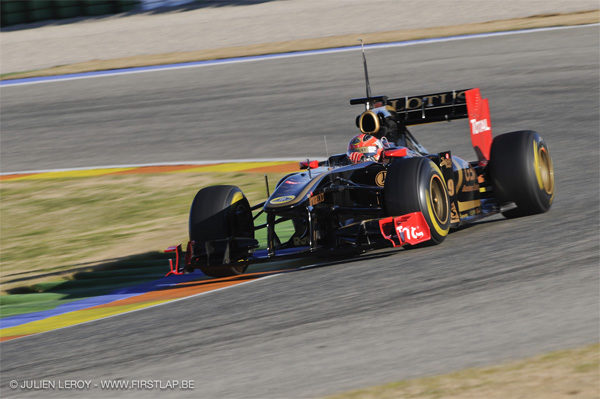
[351, 88, 493, 161]
[388, 89, 470, 125]
[351, 89, 471, 126]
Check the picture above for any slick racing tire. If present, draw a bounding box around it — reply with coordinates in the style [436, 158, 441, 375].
[189, 185, 254, 277]
[384, 157, 450, 244]
[489, 131, 554, 218]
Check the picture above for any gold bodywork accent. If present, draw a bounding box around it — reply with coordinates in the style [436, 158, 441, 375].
[359, 110, 380, 134]
[309, 193, 325, 206]
[266, 171, 329, 208]
[450, 202, 460, 223]
[457, 199, 481, 212]
[447, 178, 455, 196]
[375, 170, 387, 187]
[270, 195, 296, 204]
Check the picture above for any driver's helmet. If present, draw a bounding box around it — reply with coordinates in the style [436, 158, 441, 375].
[347, 133, 384, 164]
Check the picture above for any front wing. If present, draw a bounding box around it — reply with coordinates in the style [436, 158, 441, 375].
[165, 211, 431, 276]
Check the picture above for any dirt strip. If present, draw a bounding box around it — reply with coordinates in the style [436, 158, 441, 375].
[3, 10, 598, 81]
[326, 343, 600, 399]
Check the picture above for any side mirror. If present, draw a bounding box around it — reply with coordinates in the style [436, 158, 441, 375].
[299, 160, 319, 169]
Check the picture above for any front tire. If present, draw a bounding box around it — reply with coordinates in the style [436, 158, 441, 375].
[384, 157, 450, 244]
[489, 131, 554, 218]
[189, 185, 254, 277]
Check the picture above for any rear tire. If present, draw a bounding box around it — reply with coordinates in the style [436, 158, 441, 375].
[384, 157, 450, 244]
[189, 185, 254, 277]
[489, 131, 554, 218]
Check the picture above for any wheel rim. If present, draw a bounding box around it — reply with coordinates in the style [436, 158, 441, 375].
[429, 175, 449, 225]
[538, 147, 554, 195]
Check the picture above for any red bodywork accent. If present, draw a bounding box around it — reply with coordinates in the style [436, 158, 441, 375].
[384, 147, 408, 158]
[165, 244, 185, 276]
[378, 212, 431, 247]
[300, 160, 319, 169]
[465, 88, 493, 162]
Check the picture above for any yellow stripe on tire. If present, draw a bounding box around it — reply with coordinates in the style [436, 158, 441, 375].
[231, 192, 244, 204]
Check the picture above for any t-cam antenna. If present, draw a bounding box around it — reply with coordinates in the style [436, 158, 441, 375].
[359, 39, 373, 110]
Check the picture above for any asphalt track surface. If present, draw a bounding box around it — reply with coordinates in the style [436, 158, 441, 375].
[1, 26, 599, 398]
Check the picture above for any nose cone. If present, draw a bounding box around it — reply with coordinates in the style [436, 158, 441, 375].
[265, 170, 322, 209]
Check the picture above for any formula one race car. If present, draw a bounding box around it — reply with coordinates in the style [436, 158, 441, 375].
[166, 51, 554, 278]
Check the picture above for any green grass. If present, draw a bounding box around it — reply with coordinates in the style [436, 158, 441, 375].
[1, 295, 81, 318]
[252, 212, 296, 249]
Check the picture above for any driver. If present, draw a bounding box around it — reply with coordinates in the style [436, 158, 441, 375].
[347, 133, 384, 164]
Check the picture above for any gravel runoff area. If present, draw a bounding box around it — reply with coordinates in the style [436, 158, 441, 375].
[1, 0, 598, 75]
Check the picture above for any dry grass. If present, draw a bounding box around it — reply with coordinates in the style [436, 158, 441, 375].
[2, 11, 598, 80]
[326, 343, 600, 399]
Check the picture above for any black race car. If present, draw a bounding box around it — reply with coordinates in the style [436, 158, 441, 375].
[166, 53, 554, 278]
